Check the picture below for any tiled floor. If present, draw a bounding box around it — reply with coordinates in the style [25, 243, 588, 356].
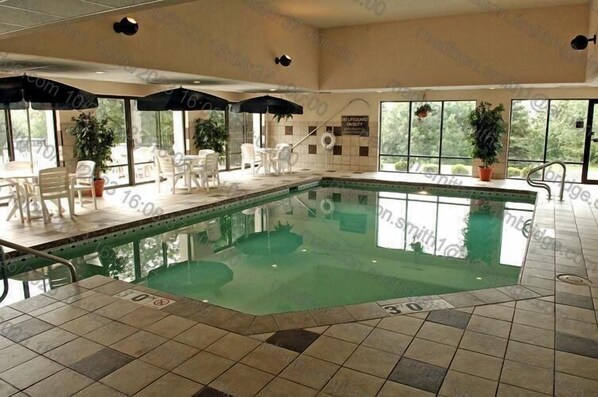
[1, 169, 598, 396]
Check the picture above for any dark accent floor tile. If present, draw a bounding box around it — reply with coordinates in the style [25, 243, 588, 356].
[556, 332, 598, 359]
[389, 357, 447, 394]
[555, 292, 594, 310]
[70, 348, 133, 380]
[266, 329, 320, 353]
[194, 386, 234, 397]
[0, 318, 54, 342]
[427, 310, 471, 329]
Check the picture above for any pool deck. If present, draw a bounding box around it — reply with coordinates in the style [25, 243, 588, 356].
[1, 169, 597, 396]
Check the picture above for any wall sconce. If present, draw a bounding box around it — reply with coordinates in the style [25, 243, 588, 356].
[275, 55, 292, 67]
[113, 17, 139, 36]
[570, 34, 596, 50]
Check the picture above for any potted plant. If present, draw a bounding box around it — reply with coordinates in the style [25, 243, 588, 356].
[193, 112, 228, 156]
[468, 102, 506, 181]
[273, 113, 293, 123]
[414, 104, 433, 120]
[69, 112, 116, 197]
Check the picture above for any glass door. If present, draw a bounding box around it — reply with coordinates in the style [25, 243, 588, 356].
[583, 100, 598, 183]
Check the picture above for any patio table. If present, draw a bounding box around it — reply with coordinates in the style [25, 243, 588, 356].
[255, 147, 278, 175]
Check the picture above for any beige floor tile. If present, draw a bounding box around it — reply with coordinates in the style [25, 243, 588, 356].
[556, 351, 598, 381]
[555, 372, 598, 397]
[459, 331, 507, 358]
[118, 307, 169, 329]
[257, 377, 317, 397]
[377, 315, 424, 336]
[145, 314, 196, 338]
[24, 368, 93, 397]
[322, 367, 384, 397]
[134, 373, 202, 397]
[94, 301, 141, 320]
[38, 305, 89, 326]
[513, 309, 554, 331]
[361, 328, 412, 355]
[439, 370, 498, 397]
[100, 360, 166, 396]
[111, 330, 166, 358]
[360, 319, 381, 327]
[210, 363, 274, 397]
[497, 383, 551, 396]
[45, 337, 103, 366]
[303, 335, 358, 365]
[10, 294, 57, 313]
[467, 315, 512, 338]
[280, 355, 339, 390]
[174, 322, 228, 349]
[29, 301, 67, 317]
[0, 356, 63, 390]
[72, 382, 125, 397]
[450, 349, 503, 381]
[556, 316, 598, 339]
[20, 327, 77, 354]
[0, 380, 17, 397]
[0, 344, 38, 372]
[76, 275, 114, 289]
[205, 332, 260, 361]
[309, 307, 353, 325]
[516, 299, 553, 315]
[304, 326, 329, 334]
[85, 321, 138, 346]
[343, 302, 389, 321]
[555, 304, 596, 323]
[60, 313, 113, 335]
[173, 351, 234, 384]
[0, 335, 12, 351]
[416, 321, 463, 347]
[240, 343, 298, 375]
[505, 340, 554, 369]
[140, 340, 199, 370]
[273, 311, 317, 330]
[509, 324, 554, 348]
[377, 380, 435, 396]
[500, 360, 553, 395]
[404, 338, 456, 368]
[323, 323, 373, 344]
[344, 345, 400, 378]
[70, 294, 118, 312]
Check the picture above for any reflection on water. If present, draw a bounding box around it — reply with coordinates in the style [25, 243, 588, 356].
[8, 186, 534, 314]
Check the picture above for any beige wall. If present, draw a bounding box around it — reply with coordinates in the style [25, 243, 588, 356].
[268, 86, 598, 178]
[319, 4, 589, 90]
[0, 0, 320, 90]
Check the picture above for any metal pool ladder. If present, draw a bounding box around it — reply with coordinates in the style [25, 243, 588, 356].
[0, 238, 78, 304]
[525, 161, 566, 201]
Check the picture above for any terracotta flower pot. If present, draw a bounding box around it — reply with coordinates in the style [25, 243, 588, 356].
[94, 179, 106, 197]
[416, 111, 428, 119]
[478, 166, 493, 181]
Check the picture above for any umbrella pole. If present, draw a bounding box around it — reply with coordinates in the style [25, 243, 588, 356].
[26, 106, 33, 171]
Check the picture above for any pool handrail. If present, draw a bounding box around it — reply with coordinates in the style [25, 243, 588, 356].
[526, 161, 566, 201]
[0, 238, 78, 303]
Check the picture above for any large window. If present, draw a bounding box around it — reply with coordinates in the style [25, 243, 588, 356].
[380, 101, 476, 175]
[0, 109, 58, 167]
[96, 98, 130, 185]
[507, 99, 588, 182]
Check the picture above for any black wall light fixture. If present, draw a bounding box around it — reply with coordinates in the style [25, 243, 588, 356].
[571, 34, 596, 50]
[114, 17, 139, 36]
[275, 55, 292, 67]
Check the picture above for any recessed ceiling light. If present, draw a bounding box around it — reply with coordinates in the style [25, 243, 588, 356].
[418, 190, 428, 195]
[301, 249, 307, 252]
[95, 71, 105, 74]
[269, 88, 277, 91]
[376, 90, 383, 93]
[193, 80, 201, 84]
[489, 87, 496, 90]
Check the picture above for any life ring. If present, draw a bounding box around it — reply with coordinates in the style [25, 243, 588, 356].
[321, 132, 336, 151]
[320, 198, 335, 215]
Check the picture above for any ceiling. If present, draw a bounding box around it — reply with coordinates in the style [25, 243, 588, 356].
[0, 0, 185, 36]
[258, 0, 589, 28]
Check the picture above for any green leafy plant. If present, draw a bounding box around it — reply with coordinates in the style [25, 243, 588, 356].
[520, 165, 541, 179]
[274, 221, 293, 233]
[414, 104, 433, 119]
[68, 112, 116, 180]
[272, 113, 293, 123]
[507, 167, 522, 178]
[462, 200, 501, 266]
[451, 164, 469, 175]
[468, 102, 506, 168]
[422, 163, 438, 173]
[193, 112, 228, 155]
[394, 160, 407, 171]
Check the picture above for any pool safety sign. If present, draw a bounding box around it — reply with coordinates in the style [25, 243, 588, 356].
[341, 115, 369, 136]
[113, 289, 175, 309]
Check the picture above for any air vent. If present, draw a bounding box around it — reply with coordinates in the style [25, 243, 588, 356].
[557, 274, 592, 286]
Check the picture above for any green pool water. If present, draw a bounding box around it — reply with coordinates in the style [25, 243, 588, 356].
[9, 183, 535, 315]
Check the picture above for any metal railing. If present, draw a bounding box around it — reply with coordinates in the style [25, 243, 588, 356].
[526, 161, 566, 200]
[0, 238, 78, 303]
[292, 98, 370, 151]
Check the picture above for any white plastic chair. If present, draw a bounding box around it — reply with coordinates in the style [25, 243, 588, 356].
[194, 152, 220, 191]
[0, 181, 24, 223]
[198, 149, 215, 157]
[271, 144, 292, 174]
[26, 167, 74, 223]
[241, 143, 262, 176]
[3, 161, 32, 171]
[154, 152, 189, 194]
[71, 161, 97, 210]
